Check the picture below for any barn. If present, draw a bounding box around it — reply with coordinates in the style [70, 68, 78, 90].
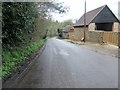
[74, 5, 120, 32]
[68, 5, 120, 45]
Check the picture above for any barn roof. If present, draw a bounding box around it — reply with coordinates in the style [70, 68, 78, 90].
[74, 5, 119, 27]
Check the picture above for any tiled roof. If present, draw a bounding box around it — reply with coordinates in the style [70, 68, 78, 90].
[74, 5, 106, 27]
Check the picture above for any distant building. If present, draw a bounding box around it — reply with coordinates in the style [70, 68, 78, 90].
[62, 25, 74, 39]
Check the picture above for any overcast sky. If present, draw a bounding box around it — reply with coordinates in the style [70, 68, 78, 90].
[52, 0, 120, 22]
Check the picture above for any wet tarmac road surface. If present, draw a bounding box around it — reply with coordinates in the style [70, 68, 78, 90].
[14, 38, 118, 88]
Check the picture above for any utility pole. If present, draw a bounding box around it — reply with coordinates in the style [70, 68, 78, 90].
[84, 0, 86, 42]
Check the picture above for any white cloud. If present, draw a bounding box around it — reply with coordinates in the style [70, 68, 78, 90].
[53, 0, 119, 22]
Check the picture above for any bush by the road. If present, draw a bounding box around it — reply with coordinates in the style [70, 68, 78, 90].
[1, 39, 45, 79]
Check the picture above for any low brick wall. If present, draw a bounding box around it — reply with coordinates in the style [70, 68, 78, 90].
[68, 28, 120, 46]
[68, 27, 84, 41]
[86, 31, 103, 43]
[68, 28, 103, 43]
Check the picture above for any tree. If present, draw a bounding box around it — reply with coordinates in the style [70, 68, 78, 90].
[37, 1, 68, 18]
[62, 19, 73, 27]
[2, 2, 39, 47]
[2, 1, 69, 48]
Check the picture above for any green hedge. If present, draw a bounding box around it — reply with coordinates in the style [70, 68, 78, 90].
[1, 39, 45, 79]
[2, 2, 39, 47]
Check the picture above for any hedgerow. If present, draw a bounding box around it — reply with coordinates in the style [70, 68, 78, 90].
[1, 39, 45, 78]
[2, 2, 38, 47]
[2, 2, 43, 79]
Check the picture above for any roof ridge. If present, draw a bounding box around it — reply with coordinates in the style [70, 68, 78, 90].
[88, 5, 106, 24]
[87, 5, 106, 14]
[74, 4, 118, 27]
[74, 5, 107, 26]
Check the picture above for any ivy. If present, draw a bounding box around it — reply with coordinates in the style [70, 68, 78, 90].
[2, 2, 38, 47]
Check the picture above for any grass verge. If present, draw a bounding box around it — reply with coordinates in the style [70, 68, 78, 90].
[1, 39, 45, 79]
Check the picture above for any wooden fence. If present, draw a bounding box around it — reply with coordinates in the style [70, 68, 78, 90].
[102, 32, 120, 46]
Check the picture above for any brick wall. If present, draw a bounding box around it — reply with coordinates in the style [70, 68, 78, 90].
[86, 31, 103, 43]
[69, 25, 119, 46]
[68, 27, 85, 41]
[68, 27, 103, 43]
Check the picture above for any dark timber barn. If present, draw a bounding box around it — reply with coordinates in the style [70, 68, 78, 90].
[74, 5, 120, 32]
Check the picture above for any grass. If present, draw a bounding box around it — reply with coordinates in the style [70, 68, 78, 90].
[1, 39, 45, 79]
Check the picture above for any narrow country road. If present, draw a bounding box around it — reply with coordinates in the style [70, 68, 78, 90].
[15, 38, 118, 88]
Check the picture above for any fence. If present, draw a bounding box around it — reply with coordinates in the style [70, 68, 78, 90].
[102, 32, 120, 46]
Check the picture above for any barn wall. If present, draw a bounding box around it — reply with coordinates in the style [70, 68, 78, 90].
[88, 22, 120, 32]
[92, 6, 119, 23]
[88, 23, 96, 31]
[112, 22, 120, 32]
